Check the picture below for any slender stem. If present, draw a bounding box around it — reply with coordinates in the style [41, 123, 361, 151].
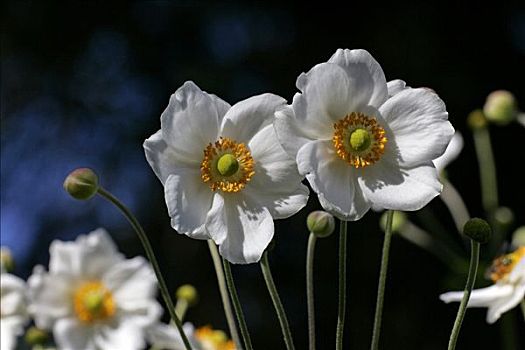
[207, 241, 242, 350]
[370, 210, 394, 350]
[260, 251, 296, 350]
[336, 220, 348, 350]
[441, 179, 471, 234]
[521, 299, 525, 320]
[473, 126, 498, 214]
[175, 299, 189, 321]
[96, 187, 192, 350]
[222, 258, 253, 350]
[447, 241, 480, 350]
[306, 233, 317, 350]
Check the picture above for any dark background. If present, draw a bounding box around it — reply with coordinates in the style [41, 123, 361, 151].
[1, 1, 524, 349]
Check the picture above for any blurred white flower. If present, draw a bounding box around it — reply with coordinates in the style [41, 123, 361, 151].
[148, 322, 235, 350]
[1, 267, 29, 350]
[433, 132, 463, 173]
[440, 246, 525, 323]
[144, 81, 309, 264]
[275, 49, 454, 220]
[28, 228, 161, 350]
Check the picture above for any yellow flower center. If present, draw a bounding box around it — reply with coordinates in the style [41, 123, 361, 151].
[200, 137, 255, 193]
[195, 326, 236, 350]
[332, 112, 387, 168]
[73, 281, 115, 323]
[487, 246, 525, 283]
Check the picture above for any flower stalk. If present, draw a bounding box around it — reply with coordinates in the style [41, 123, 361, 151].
[472, 125, 498, 214]
[336, 220, 348, 350]
[222, 258, 253, 350]
[96, 187, 193, 350]
[306, 233, 317, 350]
[370, 210, 394, 350]
[260, 251, 296, 350]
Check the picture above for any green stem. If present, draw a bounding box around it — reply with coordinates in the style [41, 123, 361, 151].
[447, 240, 480, 350]
[370, 210, 394, 350]
[521, 299, 525, 320]
[306, 233, 317, 350]
[473, 126, 498, 214]
[222, 258, 253, 350]
[336, 220, 348, 350]
[207, 241, 242, 350]
[260, 251, 296, 350]
[96, 187, 192, 350]
[175, 299, 188, 321]
[441, 179, 471, 234]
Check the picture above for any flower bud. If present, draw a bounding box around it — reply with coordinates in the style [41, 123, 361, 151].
[483, 90, 517, 125]
[380, 211, 407, 233]
[307, 211, 335, 238]
[463, 218, 492, 244]
[176, 284, 198, 306]
[493, 206, 514, 229]
[0, 247, 14, 273]
[512, 226, 525, 247]
[467, 109, 487, 130]
[24, 327, 49, 346]
[63, 168, 99, 200]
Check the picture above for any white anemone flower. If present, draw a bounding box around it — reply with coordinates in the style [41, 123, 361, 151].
[148, 322, 235, 350]
[440, 246, 525, 323]
[144, 81, 309, 264]
[275, 49, 454, 220]
[28, 228, 162, 350]
[433, 132, 463, 173]
[1, 270, 29, 350]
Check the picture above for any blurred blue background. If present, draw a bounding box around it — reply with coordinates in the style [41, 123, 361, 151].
[1, 1, 524, 349]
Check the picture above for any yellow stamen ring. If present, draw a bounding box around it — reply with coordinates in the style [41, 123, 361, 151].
[332, 112, 387, 168]
[200, 137, 255, 193]
[488, 246, 525, 283]
[73, 281, 115, 323]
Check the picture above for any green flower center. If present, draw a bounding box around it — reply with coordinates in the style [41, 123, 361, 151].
[349, 128, 371, 152]
[216, 153, 239, 177]
[83, 292, 105, 313]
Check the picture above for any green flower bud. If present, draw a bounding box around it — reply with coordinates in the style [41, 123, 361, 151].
[463, 218, 492, 244]
[24, 327, 49, 346]
[493, 206, 514, 228]
[483, 90, 517, 125]
[176, 284, 198, 306]
[512, 226, 525, 247]
[307, 211, 335, 238]
[379, 211, 407, 233]
[63, 168, 99, 200]
[0, 247, 15, 273]
[467, 109, 487, 130]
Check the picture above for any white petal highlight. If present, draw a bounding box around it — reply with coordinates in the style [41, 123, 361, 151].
[486, 284, 525, 323]
[328, 48, 388, 108]
[103, 257, 157, 304]
[386, 79, 408, 97]
[379, 87, 454, 167]
[53, 318, 96, 350]
[297, 140, 370, 220]
[273, 105, 314, 158]
[220, 93, 287, 143]
[433, 131, 464, 173]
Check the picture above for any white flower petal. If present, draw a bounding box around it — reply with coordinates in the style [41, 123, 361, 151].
[386, 79, 408, 97]
[116, 300, 162, 328]
[53, 318, 96, 350]
[147, 322, 197, 350]
[144, 130, 198, 184]
[247, 124, 309, 218]
[164, 170, 214, 238]
[328, 48, 388, 108]
[486, 283, 525, 323]
[204, 193, 228, 245]
[220, 93, 287, 143]
[214, 193, 274, 264]
[49, 228, 122, 279]
[358, 161, 442, 211]
[103, 257, 157, 303]
[273, 106, 314, 158]
[439, 284, 514, 307]
[160, 81, 222, 161]
[293, 63, 353, 139]
[433, 131, 464, 173]
[379, 87, 454, 167]
[297, 140, 370, 220]
[94, 322, 145, 350]
[0, 273, 28, 350]
[507, 255, 525, 284]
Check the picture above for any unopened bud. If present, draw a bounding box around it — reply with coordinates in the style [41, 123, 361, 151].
[307, 211, 335, 238]
[63, 168, 99, 200]
[176, 284, 198, 306]
[380, 211, 407, 233]
[463, 218, 492, 244]
[0, 247, 15, 273]
[483, 90, 517, 125]
[24, 327, 49, 346]
[467, 109, 487, 130]
[512, 226, 525, 247]
[494, 206, 514, 229]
